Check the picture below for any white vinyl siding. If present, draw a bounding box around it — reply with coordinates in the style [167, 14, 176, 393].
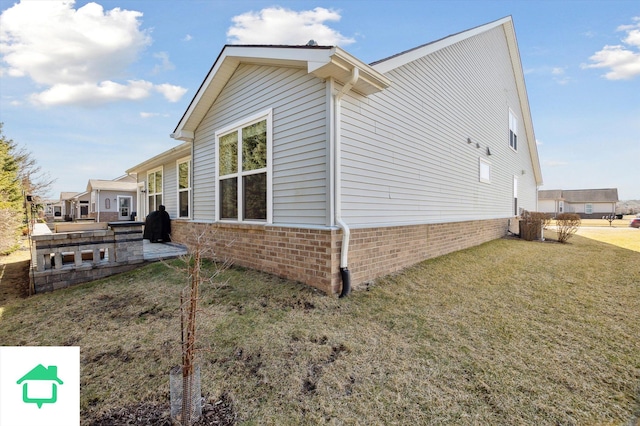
[342, 25, 537, 225]
[192, 64, 327, 225]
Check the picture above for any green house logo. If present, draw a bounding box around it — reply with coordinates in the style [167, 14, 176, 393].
[16, 364, 64, 408]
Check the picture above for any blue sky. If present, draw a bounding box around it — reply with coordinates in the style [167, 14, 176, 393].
[1, 0, 639, 200]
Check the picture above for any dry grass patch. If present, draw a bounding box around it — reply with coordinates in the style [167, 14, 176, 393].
[0, 235, 639, 425]
[575, 227, 640, 252]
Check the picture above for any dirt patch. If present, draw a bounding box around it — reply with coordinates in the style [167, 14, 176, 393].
[88, 393, 237, 425]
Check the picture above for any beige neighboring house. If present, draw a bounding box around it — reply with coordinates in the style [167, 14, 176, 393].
[85, 175, 138, 222]
[538, 188, 618, 218]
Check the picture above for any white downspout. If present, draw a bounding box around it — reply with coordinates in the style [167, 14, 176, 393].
[334, 67, 359, 297]
[96, 189, 100, 223]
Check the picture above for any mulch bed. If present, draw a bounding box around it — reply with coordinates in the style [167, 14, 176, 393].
[88, 393, 237, 425]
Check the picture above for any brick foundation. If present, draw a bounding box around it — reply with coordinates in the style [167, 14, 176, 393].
[172, 218, 513, 295]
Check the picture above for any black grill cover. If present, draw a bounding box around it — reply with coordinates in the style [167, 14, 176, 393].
[143, 206, 171, 243]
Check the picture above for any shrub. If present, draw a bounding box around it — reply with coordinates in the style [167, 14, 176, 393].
[519, 211, 551, 241]
[556, 213, 581, 243]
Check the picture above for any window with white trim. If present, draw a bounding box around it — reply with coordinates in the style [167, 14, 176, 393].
[216, 111, 271, 222]
[509, 109, 518, 151]
[585, 203, 593, 215]
[177, 157, 191, 218]
[147, 168, 163, 212]
[513, 176, 519, 216]
[479, 158, 491, 183]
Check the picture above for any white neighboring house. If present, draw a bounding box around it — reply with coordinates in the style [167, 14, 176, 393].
[538, 188, 619, 218]
[129, 16, 543, 295]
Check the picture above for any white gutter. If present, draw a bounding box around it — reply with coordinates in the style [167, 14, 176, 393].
[334, 67, 359, 271]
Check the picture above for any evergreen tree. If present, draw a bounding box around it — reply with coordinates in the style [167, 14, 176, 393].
[0, 123, 24, 253]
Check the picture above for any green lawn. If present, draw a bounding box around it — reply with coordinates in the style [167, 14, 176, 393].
[1, 232, 639, 425]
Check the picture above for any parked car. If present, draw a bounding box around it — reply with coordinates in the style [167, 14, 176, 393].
[630, 218, 640, 228]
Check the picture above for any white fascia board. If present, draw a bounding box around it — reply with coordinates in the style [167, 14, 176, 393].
[170, 130, 194, 141]
[309, 47, 391, 94]
[173, 46, 334, 136]
[372, 16, 512, 74]
[226, 45, 334, 64]
[172, 45, 389, 137]
[502, 19, 543, 186]
[126, 142, 191, 174]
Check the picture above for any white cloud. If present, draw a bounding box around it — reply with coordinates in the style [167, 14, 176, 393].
[30, 80, 154, 106]
[582, 17, 640, 80]
[155, 84, 188, 102]
[227, 7, 355, 46]
[140, 112, 168, 118]
[152, 52, 175, 74]
[545, 160, 569, 167]
[182, 34, 193, 42]
[0, 0, 187, 106]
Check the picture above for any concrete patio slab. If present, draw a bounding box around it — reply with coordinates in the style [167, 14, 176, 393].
[143, 240, 188, 261]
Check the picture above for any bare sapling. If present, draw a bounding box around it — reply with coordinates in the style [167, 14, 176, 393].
[168, 226, 231, 425]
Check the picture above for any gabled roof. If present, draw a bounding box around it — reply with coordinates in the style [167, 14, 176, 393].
[60, 192, 80, 201]
[371, 16, 542, 187]
[86, 179, 137, 193]
[17, 365, 63, 384]
[539, 188, 619, 203]
[538, 190, 563, 200]
[126, 141, 191, 174]
[171, 45, 391, 141]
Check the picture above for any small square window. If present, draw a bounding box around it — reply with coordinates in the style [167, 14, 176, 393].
[479, 158, 491, 183]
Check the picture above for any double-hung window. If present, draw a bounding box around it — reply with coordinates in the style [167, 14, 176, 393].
[216, 111, 271, 222]
[147, 168, 163, 212]
[509, 109, 518, 151]
[177, 157, 191, 218]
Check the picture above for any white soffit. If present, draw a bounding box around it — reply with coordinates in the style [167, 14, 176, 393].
[172, 45, 390, 138]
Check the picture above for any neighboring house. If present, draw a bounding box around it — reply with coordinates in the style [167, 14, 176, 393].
[67, 191, 91, 220]
[129, 16, 543, 294]
[45, 192, 79, 220]
[85, 175, 138, 222]
[16, 364, 63, 408]
[538, 188, 618, 218]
